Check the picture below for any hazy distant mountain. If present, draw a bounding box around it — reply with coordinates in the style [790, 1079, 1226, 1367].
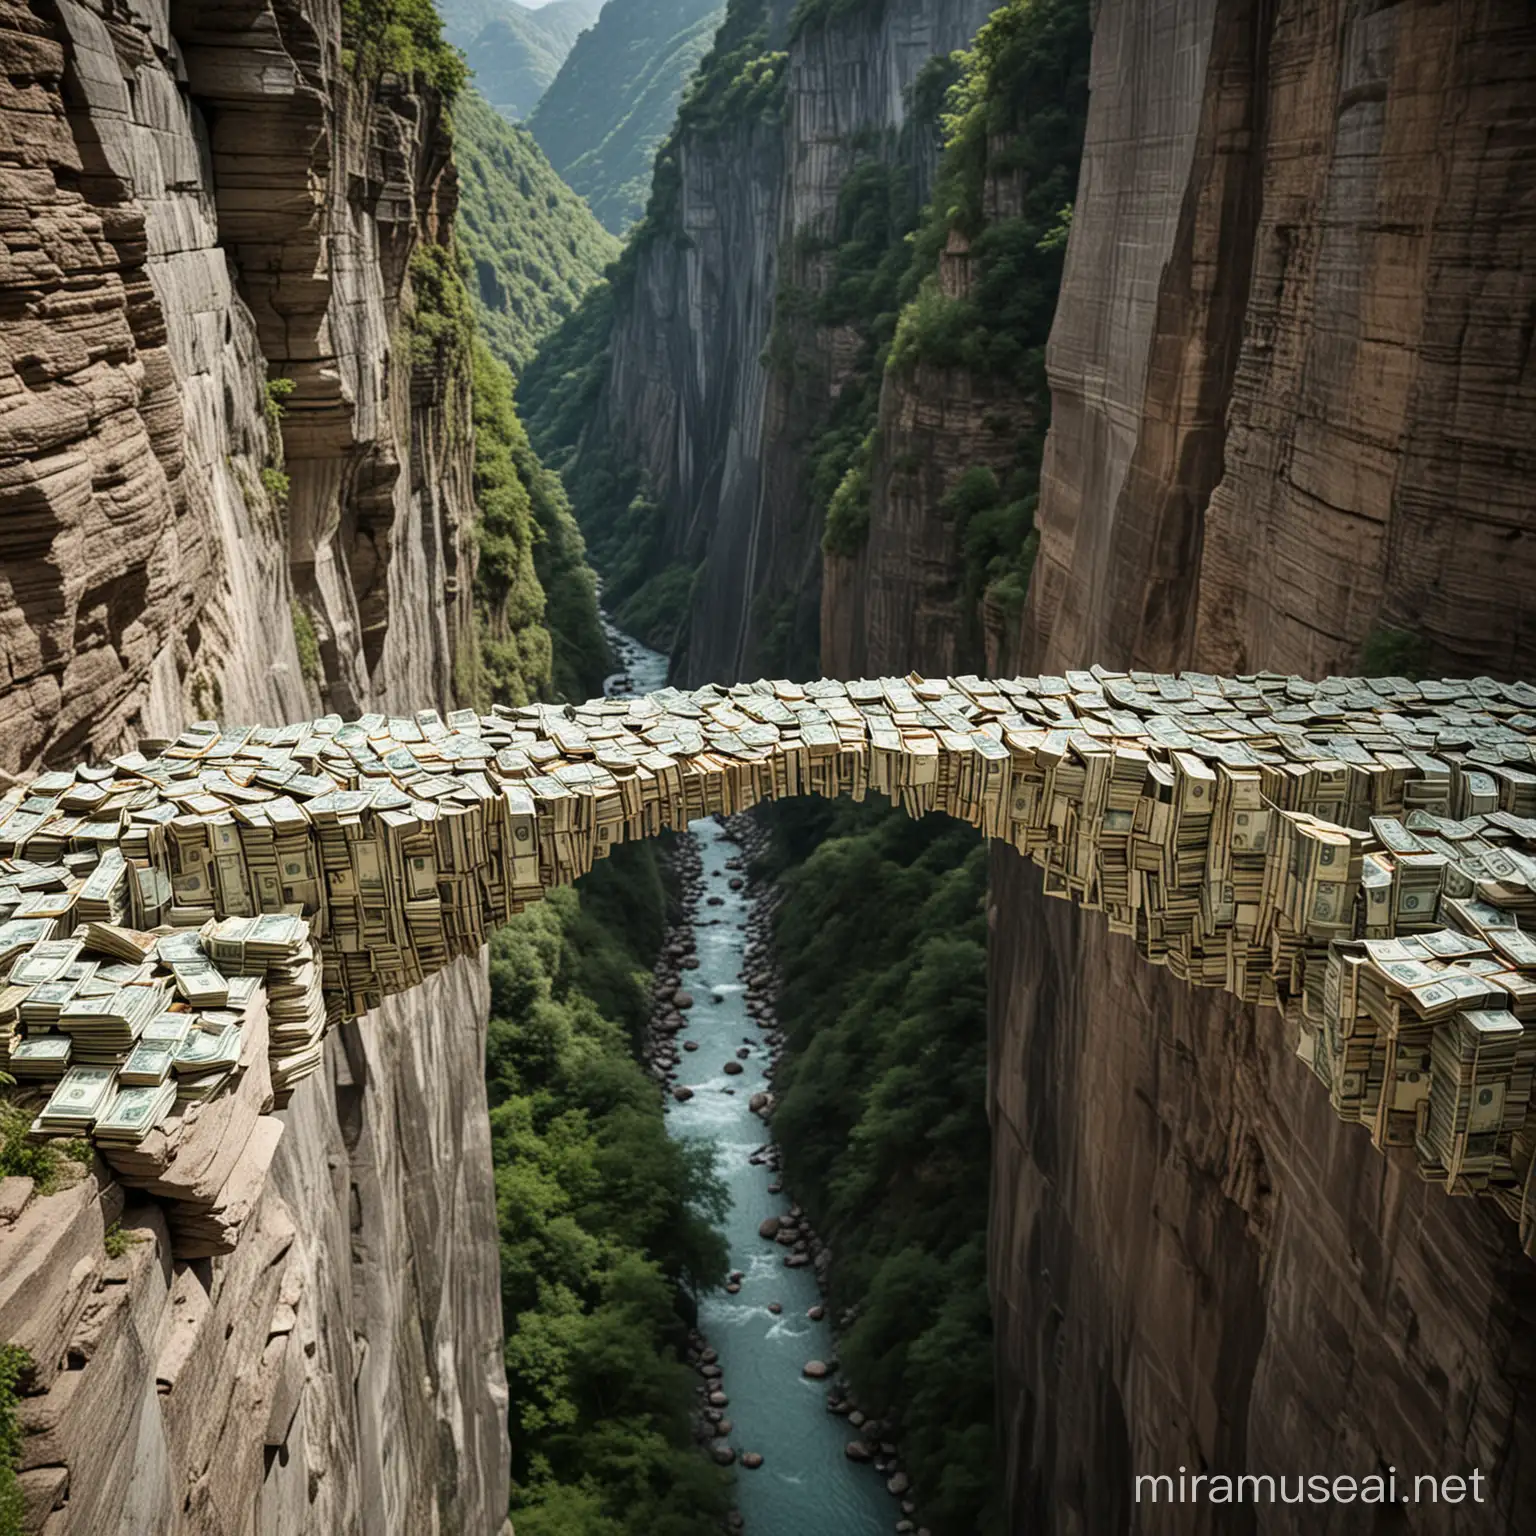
[453, 89, 620, 371]
[440, 0, 602, 119]
[528, 0, 724, 234]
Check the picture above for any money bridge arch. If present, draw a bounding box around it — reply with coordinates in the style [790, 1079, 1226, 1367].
[5, 668, 1536, 1262]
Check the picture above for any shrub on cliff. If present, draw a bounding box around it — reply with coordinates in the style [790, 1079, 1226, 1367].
[342, 0, 468, 100]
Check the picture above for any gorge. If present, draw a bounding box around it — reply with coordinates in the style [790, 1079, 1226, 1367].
[0, 2, 1534, 1536]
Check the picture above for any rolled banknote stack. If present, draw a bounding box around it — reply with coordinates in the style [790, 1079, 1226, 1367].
[0, 670, 1535, 1254]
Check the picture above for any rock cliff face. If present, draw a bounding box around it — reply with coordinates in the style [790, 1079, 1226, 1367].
[584, 0, 990, 682]
[0, 1, 507, 1530]
[986, 1, 1536, 1531]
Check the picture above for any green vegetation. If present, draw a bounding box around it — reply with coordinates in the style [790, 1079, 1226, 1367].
[291, 600, 321, 684]
[455, 91, 620, 374]
[103, 1220, 145, 1260]
[0, 1344, 30, 1536]
[401, 205, 608, 701]
[487, 858, 733, 1534]
[529, 0, 726, 234]
[624, 0, 780, 256]
[522, 0, 790, 650]
[814, 0, 1089, 669]
[467, 337, 609, 704]
[341, 0, 468, 99]
[263, 376, 295, 435]
[261, 468, 291, 512]
[1361, 624, 1430, 679]
[407, 242, 478, 370]
[520, 288, 695, 653]
[438, 0, 600, 120]
[754, 799, 998, 1536]
[889, 0, 1089, 379]
[0, 1103, 89, 1194]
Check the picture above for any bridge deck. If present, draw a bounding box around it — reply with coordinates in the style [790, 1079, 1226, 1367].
[4, 669, 1536, 1257]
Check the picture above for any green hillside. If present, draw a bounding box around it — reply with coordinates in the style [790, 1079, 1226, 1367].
[528, 0, 725, 234]
[440, 0, 600, 118]
[454, 89, 620, 373]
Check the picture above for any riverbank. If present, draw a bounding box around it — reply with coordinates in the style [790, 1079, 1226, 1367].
[605, 624, 900, 1535]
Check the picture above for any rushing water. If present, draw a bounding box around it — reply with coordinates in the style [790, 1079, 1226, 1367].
[604, 627, 896, 1536]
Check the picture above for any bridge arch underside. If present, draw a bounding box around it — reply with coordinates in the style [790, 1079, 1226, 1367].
[5, 669, 1536, 1262]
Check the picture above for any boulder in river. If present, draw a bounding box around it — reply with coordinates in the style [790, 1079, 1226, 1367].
[723, 1060, 744, 1075]
[888, 1471, 910, 1495]
[671, 1086, 693, 1102]
[712, 1446, 736, 1466]
[674, 991, 694, 1009]
[741, 1452, 763, 1469]
[683, 1041, 699, 1052]
[844, 1441, 872, 1463]
[766, 1301, 782, 1315]
[758, 1217, 781, 1240]
[806, 1304, 825, 1321]
[802, 1360, 830, 1379]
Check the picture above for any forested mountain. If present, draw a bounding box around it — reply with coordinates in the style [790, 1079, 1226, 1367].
[440, 0, 601, 118]
[528, 0, 724, 233]
[454, 90, 619, 373]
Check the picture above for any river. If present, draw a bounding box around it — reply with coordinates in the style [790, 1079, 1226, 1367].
[603, 626, 896, 1536]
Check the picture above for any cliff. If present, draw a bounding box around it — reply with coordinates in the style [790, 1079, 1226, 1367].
[0, 1, 508, 1529]
[528, 0, 992, 680]
[986, 1, 1536, 1531]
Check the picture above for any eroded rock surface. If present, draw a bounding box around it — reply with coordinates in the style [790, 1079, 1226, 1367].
[989, 2, 1536, 1532]
[0, 0, 507, 1530]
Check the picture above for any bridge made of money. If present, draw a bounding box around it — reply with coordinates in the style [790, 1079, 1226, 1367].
[5, 670, 1536, 1260]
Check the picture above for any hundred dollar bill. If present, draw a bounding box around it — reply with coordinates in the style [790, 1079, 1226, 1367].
[9, 1033, 72, 1065]
[10, 939, 84, 986]
[120, 1041, 175, 1084]
[39, 1064, 115, 1122]
[94, 1082, 176, 1140]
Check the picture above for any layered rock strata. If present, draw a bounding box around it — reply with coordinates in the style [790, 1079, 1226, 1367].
[984, 2, 1536, 1531]
[0, 0, 507, 1530]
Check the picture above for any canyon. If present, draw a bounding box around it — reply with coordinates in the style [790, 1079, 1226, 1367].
[1, 0, 1535, 1533]
[543, 0, 1536, 1529]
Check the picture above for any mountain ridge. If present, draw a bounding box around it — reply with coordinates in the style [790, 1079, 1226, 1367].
[529, 0, 726, 234]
